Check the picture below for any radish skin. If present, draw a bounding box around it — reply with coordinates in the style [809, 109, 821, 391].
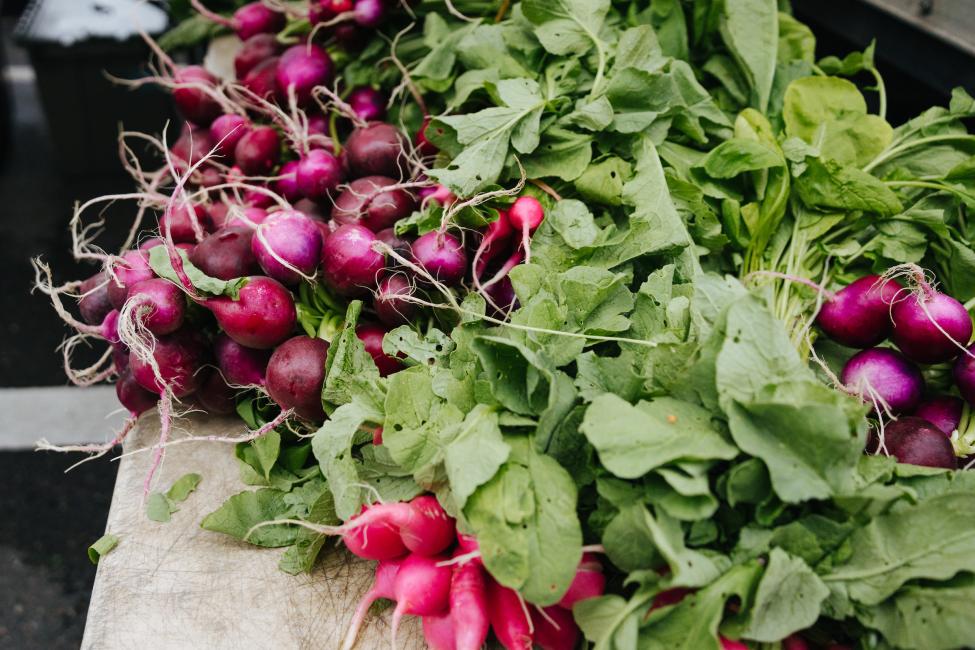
[487, 581, 533, 650]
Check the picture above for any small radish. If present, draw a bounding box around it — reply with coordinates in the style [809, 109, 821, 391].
[78, 272, 113, 326]
[265, 335, 329, 421]
[783, 634, 811, 650]
[171, 124, 217, 174]
[205, 276, 297, 349]
[116, 368, 158, 416]
[348, 86, 386, 122]
[251, 211, 323, 285]
[214, 333, 270, 387]
[341, 558, 403, 650]
[889, 270, 973, 363]
[108, 250, 155, 309]
[190, 226, 260, 281]
[412, 231, 466, 286]
[841, 347, 924, 414]
[195, 370, 237, 415]
[356, 324, 402, 377]
[390, 554, 452, 647]
[242, 56, 280, 99]
[473, 210, 513, 279]
[125, 279, 186, 336]
[817, 275, 901, 348]
[913, 395, 964, 435]
[354, 0, 386, 27]
[873, 416, 957, 469]
[374, 274, 417, 327]
[415, 117, 438, 157]
[332, 176, 416, 232]
[275, 44, 333, 106]
[129, 327, 207, 398]
[372, 426, 384, 446]
[295, 149, 343, 202]
[341, 495, 455, 557]
[449, 553, 490, 650]
[209, 114, 251, 160]
[190, 1, 285, 41]
[172, 65, 222, 126]
[485, 276, 518, 317]
[320, 224, 386, 297]
[720, 638, 749, 650]
[375, 228, 412, 256]
[487, 581, 533, 650]
[342, 502, 408, 560]
[343, 123, 407, 179]
[455, 533, 480, 557]
[531, 605, 579, 650]
[234, 126, 281, 176]
[955, 343, 975, 406]
[508, 196, 544, 263]
[159, 203, 210, 244]
[557, 552, 605, 610]
[234, 33, 281, 79]
[422, 613, 456, 650]
[274, 160, 303, 203]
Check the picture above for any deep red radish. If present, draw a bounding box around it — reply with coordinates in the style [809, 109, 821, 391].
[348, 86, 386, 122]
[783, 635, 811, 650]
[342, 502, 408, 560]
[456, 533, 479, 557]
[272, 160, 302, 202]
[343, 495, 455, 557]
[422, 613, 456, 650]
[412, 231, 466, 286]
[955, 344, 975, 406]
[485, 276, 519, 317]
[129, 327, 207, 397]
[251, 211, 323, 285]
[374, 274, 417, 327]
[102, 309, 122, 345]
[651, 586, 694, 610]
[817, 275, 901, 348]
[209, 114, 250, 160]
[195, 370, 237, 415]
[353, 0, 386, 27]
[557, 552, 605, 609]
[108, 250, 155, 309]
[214, 333, 270, 387]
[265, 335, 328, 420]
[296, 149, 343, 202]
[138, 239, 195, 255]
[841, 347, 924, 413]
[209, 205, 269, 230]
[720, 638, 749, 650]
[892, 289, 973, 364]
[372, 426, 383, 446]
[333, 24, 364, 50]
[531, 605, 579, 650]
[191, 1, 284, 40]
[275, 44, 333, 106]
[234, 33, 281, 79]
[206, 276, 297, 349]
[449, 554, 490, 650]
[171, 125, 217, 172]
[913, 395, 964, 434]
[126, 279, 186, 336]
[320, 224, 386, 296]
[159, 203, 210, 244]
[172, 65, 222, 126]
[331, 176, 416, 232]
[234, 126, 281, 176]
[116, 368, 158, 416]
[190, 226, 260, 280]
[419, 184, 456, 208]
[415, 116, 438, 157]
[376, 228, 412, 256]
[341, 558, 403, 650]
[343, 123, 407, 178]
[390, 554, 453, 646]
[356, 324, 401, 376]
[78, 272, 113, 326]
[487, 581, 533, 650]
[196, 166, 223, 189]
[876, 417, 957, 469]
[508, 196, 545, 233]
[242, 56, 280, 98]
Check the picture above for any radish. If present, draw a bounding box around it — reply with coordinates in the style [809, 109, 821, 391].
[375, 227, 412, 256]
[412, 231, 466, 286]
[242, 56, 280, 99]
[196, 166, 223, 189]
[116, 368, 158, 416]
[783, 635, 811, 650]
[172, 65, 222, 126]
[159, 203, 210, 244]
[422, 613, 456, 650]
[487, 581, 533, 650]
[234, 126, 281, 176]
[274, 160, 303, 203]
[720, 638, 749, 650]
[275, 44, 333, 106]
[205, 276, 297, 349]
[356, 324, 402, 377]
[331, 176, 416, 232]
[374, 274, 417, 327]
[125, 279, 186, 336]
[390, 554, 453, 646]
[531, 605, 579, 650]
[418, 184, 456, 208]
[196, 370, 237, 415]
[954, 343, 975, 406]
[889, 272, 973, 363]
[341, 558, 403, 650]
[449, 553, 490, 650]
[557, 552, 605, 609]
[415, 117, 438, 157]
[353, 0, 386, 27]
[209, 114, 250, 160]
[78, 272, 113, 326]
[508, 196, 544, 263]
[456, 533, 479, 557]
[474, 210, 515, 277]
[320, 224, 386, 296]
[816, 275, 901, 348]
[234, 33, 280, 79]
[913, 395, 964, 434]
[265, 335, 329, 421]
[348, 86, 386, 122]
[841, 347, 924, 413]
[372, 426, 384, 446]
[295, 149, 343, 202]
[208, 205, 269, 231]
[129, 327, 207, 398]
[485, 276, 518, 317]
[190, 1, 285, 41]
[342, 495, 455, 557]
[342, 502, 408, 560]
[214, 333, 270, 387]
[190, 226, 260, 281]
[875, 417, 956, 469]
[171, 124, 217, 173]
[108, 250, 155, 309]
[251, 211, 323, 285]
[343, 123, 407, 179]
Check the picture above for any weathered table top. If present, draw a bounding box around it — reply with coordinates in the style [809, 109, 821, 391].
[82, 411, 423, 650]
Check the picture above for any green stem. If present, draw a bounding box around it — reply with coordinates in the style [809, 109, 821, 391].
[869, 66, 887, 121]
[864, 134, 975, 173]
[885, 179, 975, 203]
[964, 296, 975, 311]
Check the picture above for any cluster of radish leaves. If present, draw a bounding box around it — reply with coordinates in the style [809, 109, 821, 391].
[185, 2, 975, 648]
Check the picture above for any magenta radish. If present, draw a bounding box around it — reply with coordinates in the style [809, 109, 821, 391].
[196, 166, 223, 189]
[390, 554, 453, 646]
[191, 1, 284, 40]
[422, 613, 456, 650]
[320, 224, 386, 296]
[531, 605, 579, 650]
[874, 417, 957, 468]
[415, 117, 438, 157]
[251, 211, 323, 285]
[374, 274, 417, 327]
[274, 160, 303, 202]
[190, 226, 260, 280]
[209, 114, 250, 160]
[372, 426, 384, 446]
[125, 279, 186, 336]
[234, 33, 281, 79]
[353, 0, 386, 27]
[508, 196, 545, 262]
[342, 495, 455, 557]
[485, 276, 518, 317]
[721, 638, 749, 650]
[487, 581, 533, 650]
[783, 635, 812, 650]
[817, 275, 901, 348]
[449, 555, 490, 650]
[913, 395, 964, 434]
[890, 284, 973, 364]
[129, 327, 207, 397]
[295, 149, 343, 202]
[275, 43, 333, 106]
[171, 125, 217, 173]
[265, 335, 329, 421]
[348, 86, 386, 122]
[78, 272, 113, 326]
[341, 558, 403, 650]
[356, 324, 401, 377]
[108, 250, 155, 309]
[343, 123, 407, 179]
[412, 231, 466, 286]
[116, 368, 158, 416]
[342, 502, 408, 560]
[418, 184, 456, 208]
[557, 552, 605, 609]
[954, 343, 975, 406]
[195, 370, 237, 415]
[214, 333, 270, 387]
[208, 204, 269, 231]
[172, 65, 222, 126]
[841, 347, 924, 413]
[205, 276, 297, 349]
[159, 203, 210, 244]
[331, 176, 416, 232]
[242, 56, 280, 99]
[234, 126, 281, 176]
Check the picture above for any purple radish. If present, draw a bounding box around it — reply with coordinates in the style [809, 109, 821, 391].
[412, 231, 466, 286]
[274, 159, 303, 202]
[265, 335, 329, 421]
[331, 175, 416, 232]
[320, 224, 386, 296]
[171, 125, 217, 173]
[954, 343, 975, 406]
[877, 416, 957, 469]
[374, 274, 417, 327]
[348, 86, 386, 122]
[209, 114, 251, 160]
[485, 275, 518, 317]
[234, 126, 281, 176]
[214, 333, 270, 387]
[208, 204, 269, 231]
[116, 367, 158, 416]
[78, 272, 113, 326]
[817, 275, 901, 348]
[375, 227, 412, 256]
[251, 211, 323, 285]
[343, 122, 407, 179]
[195, 370, 237, 415]
[205, 276, 296, 349]
[159, 203, 210, 244]
[353, 0, 386, 27]
[234, 33, 281, 79]
[891, 284, 973, 364]
[275, 44, 333, 106]
[841, 347, 924, 413]
[172, 65, 222, 126]
[190, 1, 285, 41]
[913, 395, 964, 435]
[356, 324, 401, 377]
[108, 250, 155, 310]
[189, 226, 260, 280]
[242, 56, 280, 99]
[295, 149, 343, 202]
[129, 327, 207, 398]
[126, 279, 186, 336]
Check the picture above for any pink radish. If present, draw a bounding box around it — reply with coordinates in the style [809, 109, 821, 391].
[356, 324, 402, 377]
[214, 333, 270, 387]
[473, 209, 513, 279]
[412, 231, 466, 286]
[234, 126, 281, 176]
[190, 1, 285, 41]
[557, 552, 605, 609]
[125, 279, 186, 336]
[296, 149, 343, 202]
[342, 495, 455, 557]
[251, 211, 323, 285]
[78, 272, 113, 326]
[172, 65, 222, 126]
[422, 613, 456, 650]
[320, 224, 386, 297]
[189, 226, 260, 281]
[159, 203, 210, 244]
[242, 56, 280, 99]
[205, 276, 297, 349]
[508, 196, 544, 263]
[531, 605, 579, 650]
[209, 114, 251, 160]
[116, 367, 158, 416]
[342, 502, 408, 560]
[275, 44, 333, 106]
[390, 554, 452, 647]
[841, 347, 924, 414]
[341, 558, 403, 650]
[721, 638, 749, 650]
[487, 580, 533, 650]
[449, 553, 490, 650]
[348, 86, 386, 122]
[234, 33, 280, 79]
[374, 274, 417, 327]
[332, 176, 416, 232]
[343, 123, 407, 179]
[274, 160, 303, 202]
[108, 250, 156, 309]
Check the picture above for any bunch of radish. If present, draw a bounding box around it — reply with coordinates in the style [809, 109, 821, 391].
[813, 266, 975, 469]
[330, 494, 601, 650]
